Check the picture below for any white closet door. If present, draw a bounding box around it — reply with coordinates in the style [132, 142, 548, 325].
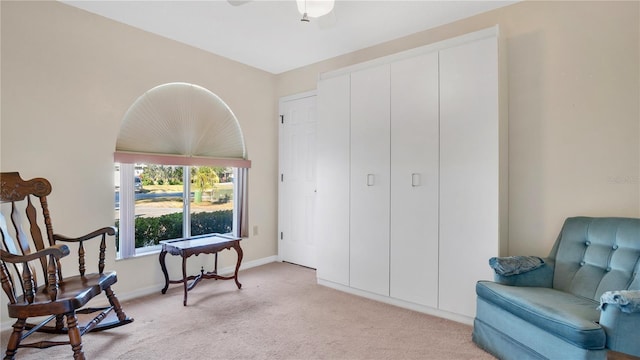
[390, 52, 440, 307]
[316, 74, 351, 286]
[278, 94, 317, 269]
[350, 64, 391, 296]
[439, 36, 500, 318]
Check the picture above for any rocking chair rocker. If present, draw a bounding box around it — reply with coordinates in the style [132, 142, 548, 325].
[0, 172, 133, 359]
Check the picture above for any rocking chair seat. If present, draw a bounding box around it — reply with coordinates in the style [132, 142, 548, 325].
[8, 271, 118, 318]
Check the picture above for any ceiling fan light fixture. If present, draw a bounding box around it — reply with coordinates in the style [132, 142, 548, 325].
[296, 0, 334, 18]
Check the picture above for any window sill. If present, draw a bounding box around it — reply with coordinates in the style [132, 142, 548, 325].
[116, 245, 162, 261]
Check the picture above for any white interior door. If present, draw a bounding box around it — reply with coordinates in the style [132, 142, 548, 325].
[278, 93, 318, 268]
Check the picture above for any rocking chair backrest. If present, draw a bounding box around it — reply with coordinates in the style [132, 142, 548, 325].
[1, 173, 131, 360]
[0, 172, 59, 301]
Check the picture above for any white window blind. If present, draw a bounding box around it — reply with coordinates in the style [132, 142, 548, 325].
[115, 82, 251, 168]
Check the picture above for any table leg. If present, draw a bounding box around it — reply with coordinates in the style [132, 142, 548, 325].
[182, 256, 188, 306]
[232, 242, 243, 289]
[159, 249, 169, 294]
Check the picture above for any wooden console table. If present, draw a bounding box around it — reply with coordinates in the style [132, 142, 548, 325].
[159, 235, 243, 306]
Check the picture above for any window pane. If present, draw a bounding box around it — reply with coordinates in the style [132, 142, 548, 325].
[116, 163, 239, 259]
[135, 164, 184, 247]
[190, 166, 234, 236]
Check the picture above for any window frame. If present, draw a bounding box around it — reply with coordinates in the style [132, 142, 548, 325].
[117, 163, 239, 259]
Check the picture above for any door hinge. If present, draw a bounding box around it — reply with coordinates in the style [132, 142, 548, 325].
[281, 173, 284, 182]
[280, 232, 284, 240]
[280, 115, 284, 124]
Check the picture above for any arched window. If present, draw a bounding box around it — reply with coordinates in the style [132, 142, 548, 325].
[114, 83, 250, 258]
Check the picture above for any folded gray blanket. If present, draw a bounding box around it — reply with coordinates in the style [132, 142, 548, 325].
[599, 290, 640, 314]
[489, 256, 545, 276]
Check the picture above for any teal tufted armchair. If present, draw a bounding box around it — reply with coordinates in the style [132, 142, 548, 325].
[473, 217, 640, 360]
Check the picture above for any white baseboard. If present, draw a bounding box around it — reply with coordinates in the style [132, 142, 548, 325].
[317, 278, 474, 326]
[0, 255, 278, 331]
[116, 255, 279, 303]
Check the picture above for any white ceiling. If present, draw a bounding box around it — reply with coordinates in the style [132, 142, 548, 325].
[62, 0, 517, 74]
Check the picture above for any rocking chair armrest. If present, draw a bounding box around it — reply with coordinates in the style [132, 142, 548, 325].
[53, 226, 117, 243]
[0, 244, 70, 263]
[53, 227, 116, 276]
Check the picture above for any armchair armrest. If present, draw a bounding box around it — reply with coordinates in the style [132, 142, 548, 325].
[489, 256, 545, 276]
[1, 243, 70, 263]
[53, 226, 116, 243]
[598, 290, 640, 357]
[489, 256, 554, 287]
[599, 290, 640, 314]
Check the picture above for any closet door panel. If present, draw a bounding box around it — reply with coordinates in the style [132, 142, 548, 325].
[350, 64, 391, 296]
[390, 53, 440, 307]
[439, 37, 500, 318]
[316, 74, 351, 286]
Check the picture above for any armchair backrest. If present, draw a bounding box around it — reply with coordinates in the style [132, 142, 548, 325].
[550, 217, 640, 301]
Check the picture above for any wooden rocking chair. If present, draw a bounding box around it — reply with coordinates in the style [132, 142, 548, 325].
[0, 172, 133, 359]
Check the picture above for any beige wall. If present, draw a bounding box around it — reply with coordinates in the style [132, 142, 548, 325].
[1, 0, 639, 324]
[277, 0, 640, 256]
[0, 0, 278, 321]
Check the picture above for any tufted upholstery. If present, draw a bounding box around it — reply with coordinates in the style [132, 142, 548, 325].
[552, 217, 640, 300]
[473, 217, 640, 360]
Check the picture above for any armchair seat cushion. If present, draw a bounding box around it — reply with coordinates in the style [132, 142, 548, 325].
[477, 281, 605, 349]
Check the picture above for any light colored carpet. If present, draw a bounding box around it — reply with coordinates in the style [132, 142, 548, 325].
[1, 262, 495, 359]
